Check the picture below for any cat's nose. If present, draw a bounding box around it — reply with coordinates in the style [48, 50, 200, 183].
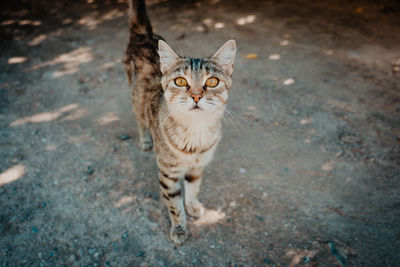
[191, 94, 202, 103]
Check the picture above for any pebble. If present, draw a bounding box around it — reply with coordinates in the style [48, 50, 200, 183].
[32, 226, 39, 233]
[282, 167, 290, 172]
[86, 166, 94, 175]
[89, 248, 96, 254]
[239, 168, 247, 173]
[118, 134, 131, 141]
[121, 231, 129, 239]
[136, 251, 145, 257]
[263, 258, 272, 264]
[256, 215, 264, 222]
[69, 254, 76, 261]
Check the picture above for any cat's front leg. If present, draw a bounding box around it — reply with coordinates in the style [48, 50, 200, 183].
[158, 171, 187, 244]
[184, 168, 205, 218]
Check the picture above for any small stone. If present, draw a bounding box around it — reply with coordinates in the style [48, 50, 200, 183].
[121, 231, 129, 239]
[32, 226, 39, 233]
[118, 134, 131, 141]
[263, 258, 272, 263]
[146, 192, 152, 198]
[89, 248, 96, 255]
[94, 252, 100, 258]
[136, 251, 145, 257]
[86, 166, 94, 175]
[239, 168, 247, 173]
[283, 167, 290, 172]
[192, 258, 198, 264]
[256, 215, 264, 222]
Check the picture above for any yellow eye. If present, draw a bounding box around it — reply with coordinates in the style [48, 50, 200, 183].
[174, 77, 188, 87]
[205, 77, 219, 88]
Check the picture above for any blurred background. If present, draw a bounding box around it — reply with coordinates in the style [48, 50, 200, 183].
[1, 0, 399, 266]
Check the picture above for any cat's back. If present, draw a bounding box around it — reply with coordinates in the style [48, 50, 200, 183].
[126, 34, 163, 78]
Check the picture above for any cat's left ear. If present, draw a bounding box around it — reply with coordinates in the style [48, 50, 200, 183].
[211, 40, 236, 76]
[158, 40, 179, 74]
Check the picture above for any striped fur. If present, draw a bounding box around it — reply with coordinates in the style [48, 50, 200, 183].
[124, 0, 236, 244]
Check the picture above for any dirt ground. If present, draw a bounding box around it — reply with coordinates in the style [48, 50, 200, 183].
[1, 0, 399, 266]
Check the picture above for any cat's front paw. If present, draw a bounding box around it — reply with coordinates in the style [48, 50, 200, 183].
[185, 201, 205, 218]
[170, 225, 187, 245]
[139, 139, 153, 151]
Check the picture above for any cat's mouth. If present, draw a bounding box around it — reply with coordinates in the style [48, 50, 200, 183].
[191, 105, 203, 111]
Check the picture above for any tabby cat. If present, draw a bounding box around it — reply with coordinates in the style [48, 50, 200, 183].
[124, 0, 236, 244]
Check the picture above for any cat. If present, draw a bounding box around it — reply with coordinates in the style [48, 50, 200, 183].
[124, 0, 236, 244]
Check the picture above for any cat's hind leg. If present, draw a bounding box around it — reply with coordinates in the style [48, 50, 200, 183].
[184, 168, 205, 218]
[138, 123, 153, 151]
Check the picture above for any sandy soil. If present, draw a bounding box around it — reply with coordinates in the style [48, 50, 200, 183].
[1, 0, 399, 266]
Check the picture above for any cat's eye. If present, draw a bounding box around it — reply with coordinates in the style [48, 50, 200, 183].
[174, 77, 188, 87]
[205, 77, 219, 88]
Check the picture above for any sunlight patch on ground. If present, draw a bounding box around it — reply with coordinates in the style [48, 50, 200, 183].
[28, 29, 62, 46]
[193, 209, 225, 226]
[28, 34, 47, 46]
[322, 160, 334, 171]
[283, 78, 294, 85]
[0, 164, 26, 186]
[19, 19, 42, 26]
[28, 47, 93, 77]
[236, 15, 256, 25]
[102, 59, 121, 69]
[203, 18, 213, 27]
[97, 112, 120, 125]
[115, 195, 136, 208]
[11, 103, 78, 126]
[300, 117, 313, 125]
[280, 40, 289, 46]
[214, 22, 225, 29]
[78, 9, 124, 30]
[8, 57, 28, 64]
[60, 108, 90, 121]
[1, 20, 16, 26]
[269, 54, 280, 60]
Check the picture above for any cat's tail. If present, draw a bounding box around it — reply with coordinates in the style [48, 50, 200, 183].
[128, 0, 153, 38]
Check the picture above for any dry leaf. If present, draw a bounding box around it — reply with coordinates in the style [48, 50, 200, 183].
[244, 53, 258, 59]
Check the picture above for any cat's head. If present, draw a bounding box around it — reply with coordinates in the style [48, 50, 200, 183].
[158, 40, 236, 121]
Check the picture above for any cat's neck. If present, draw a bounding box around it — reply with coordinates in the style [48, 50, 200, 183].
[172, 110, 222, 131]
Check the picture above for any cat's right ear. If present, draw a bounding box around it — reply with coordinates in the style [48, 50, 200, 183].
[158, 40, 179, 74]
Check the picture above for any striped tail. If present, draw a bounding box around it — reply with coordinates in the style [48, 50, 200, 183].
[128, 0, 153, 38]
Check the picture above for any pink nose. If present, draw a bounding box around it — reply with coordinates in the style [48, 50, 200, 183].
[191, 94, 202, 103]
